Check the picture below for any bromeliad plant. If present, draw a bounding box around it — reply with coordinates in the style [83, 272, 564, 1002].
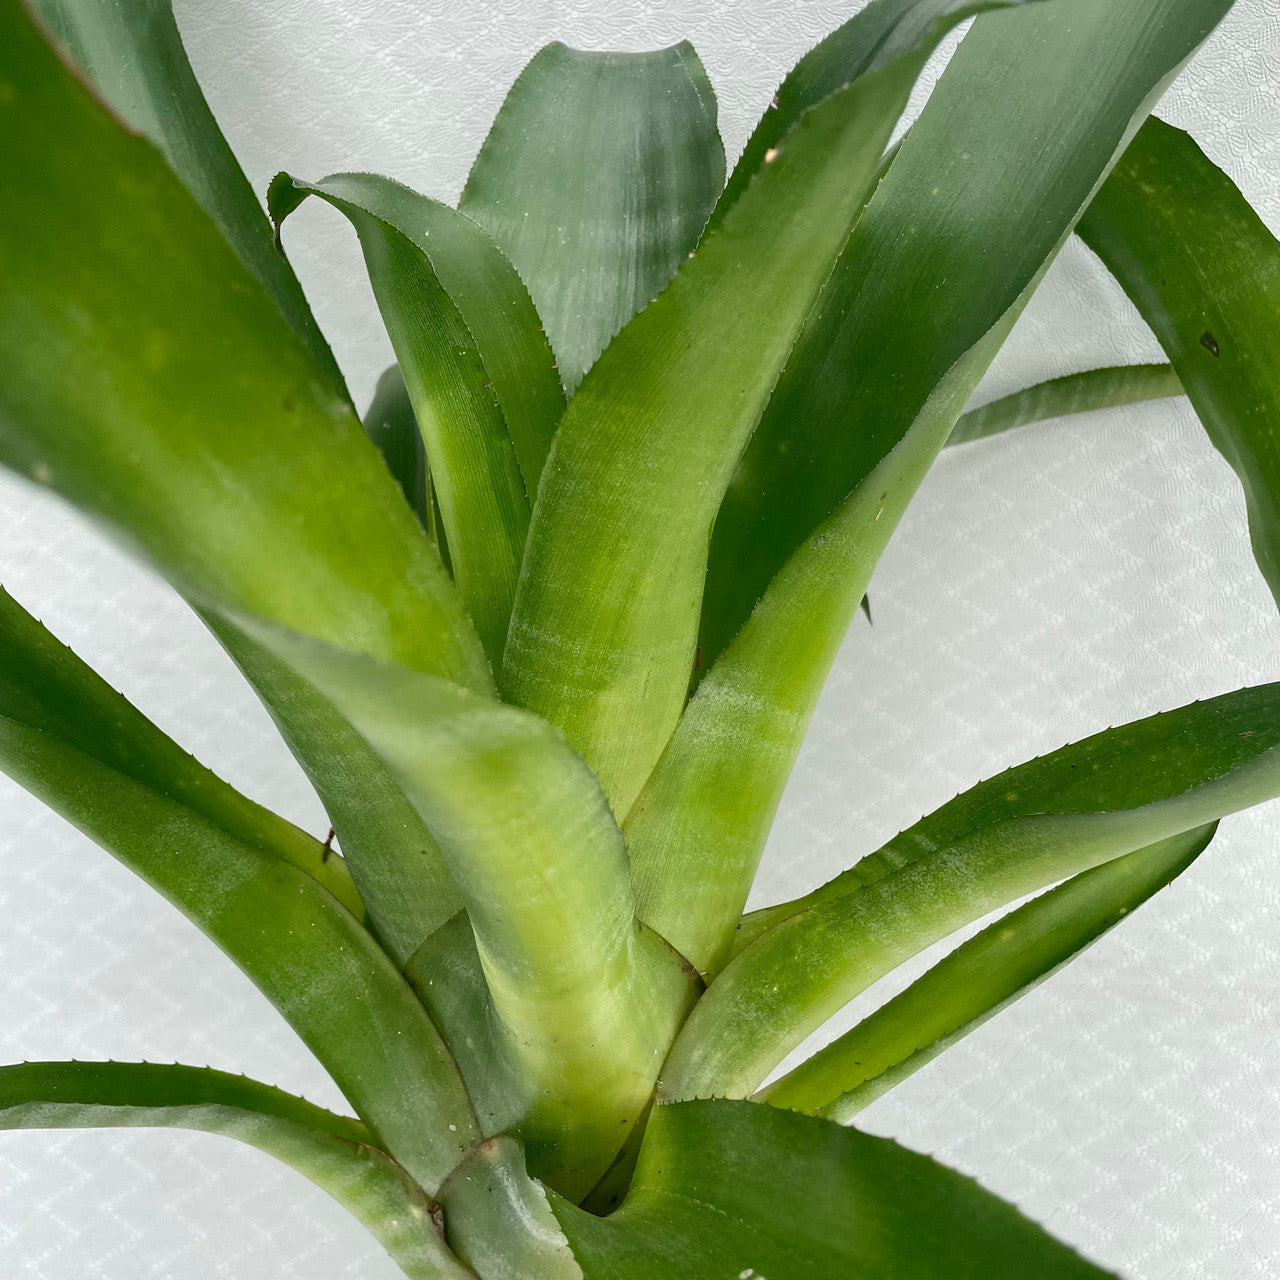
[1, 0, 1277, 1275]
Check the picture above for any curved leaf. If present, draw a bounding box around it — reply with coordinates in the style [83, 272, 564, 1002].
[0, 598, 478, 1194]
[1078, 116, 1280, 605]
[460, 41, 725, 393]
[760, 824, 1215, 1119]
[0, 588, 359, 916]
[0, 1061, 468, 1280]
[271, 172, 549, 665]
[950, 363, 1183, 446]
[663, 683, 1280, 1101]
[0, 3, 490, 692]
[551, 1099, 1116, 1279]
[502, 0, 1023, 816]
[25, 0, 343, 391]
[241, 621, 695, 1200]
[697, 0, 1234, 675]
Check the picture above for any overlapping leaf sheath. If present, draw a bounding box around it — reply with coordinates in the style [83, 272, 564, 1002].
[502, 0, 1031, 818]
[630, 0, 1234, 979]
[241, 622, 695, 1200]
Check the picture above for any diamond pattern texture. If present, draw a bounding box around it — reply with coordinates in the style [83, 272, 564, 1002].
[1, 2, 1277, 1276]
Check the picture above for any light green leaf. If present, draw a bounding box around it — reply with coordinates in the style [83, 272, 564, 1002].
[663, 683, 1280, 1101]
[440, 1135, 582, 1280]
[0, 1061, 469, 1280]
[697, 0, 1233, 675]
[1078, 116, 1280, 605]
[627, 335, 1011, 977]
[460, 41, 725, 393]
[271, 172, 556, 665]
[950, 363, 1183, 446]
[0, 4, 490, 693]
[503, 0, 1022, 817]
[760, 824, 1215, 1119]
[26, 0, 343, 391]
[240, 621, 696, 1200]
[364, 364, 431, 533]
[551, 1099, 1116, 1279]
[0, 593, 477, 1194]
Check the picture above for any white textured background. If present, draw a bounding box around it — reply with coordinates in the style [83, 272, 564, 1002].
[2, 2, 1278, 1276]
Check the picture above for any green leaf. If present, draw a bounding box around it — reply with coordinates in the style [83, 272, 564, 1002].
[759, 824, 1215, 1119]
[1078, 116, 1280, 606]
[551, 1099, 1117, 1279]
[663, 683, 1280, 1101]
[0, 588, 360, 916]
[271, 172, 558, 666]
[0, 594, 478, 1194]
[0, 3, 490, 693]
[0, 1061, 469, 1280]
[949, 363, 1183, 446]
[697, 0, 1235, 677]
[460, 41, 725, 393]
[627, 334, 1012, 977]
[202, 617, 463, 968]
[240, 621, 696, 1200]
[26, 0, 343, 393]
[502, 0, 1020, 817]
[364, 364, 430, 532]
[439, 1135, 582, 1280]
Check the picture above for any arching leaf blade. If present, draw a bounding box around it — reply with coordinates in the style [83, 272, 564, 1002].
[663, 683, 1280, 1101]
[460, 41, 725, 393]
[271, 172, 535, 667]
[551, 1099, 1117, 1279]
[1078, 116, 1280, 606]
[949, 363, 1183, 446]
[0, 1061, 469, 1280]
[759, 824, 1215, 1119]
[0, 4, 490, 693]
[25, 0, 344, 392]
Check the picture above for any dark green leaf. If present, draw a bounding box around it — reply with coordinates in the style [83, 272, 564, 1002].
[0, 592, 477, 1194]
[503, 0, 1022, 816]
[460, 42, 725, 393]
[551, 1099, 1116, 1279]
[1078, 116, 1280, 605]
[0, 1061, 468, 1280]
[698, 0, 1234, 675]
[27, 0, 343, 391]
[0, 4, 490, 693]
[271, 172, 551, 665]
[760, 824, 1215, 1118]
[950, 363, 1183, 446]
[665, 683, 1280, 1101]
[364, 364, 430, 532]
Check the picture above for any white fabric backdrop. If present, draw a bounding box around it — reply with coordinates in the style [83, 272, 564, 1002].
[1, 2, 1277, 1276]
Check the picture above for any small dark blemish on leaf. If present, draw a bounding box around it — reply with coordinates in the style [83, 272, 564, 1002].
[321, 828, 335, 862]
[694, 646, 701, 669]
[1199, 330, 1220, 357]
